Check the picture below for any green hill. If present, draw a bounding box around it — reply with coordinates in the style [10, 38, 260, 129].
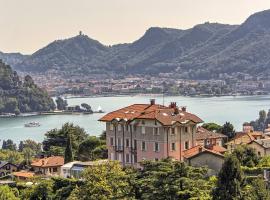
[0, 60, 55, 114]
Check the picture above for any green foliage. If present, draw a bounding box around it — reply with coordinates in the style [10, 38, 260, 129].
[220, 122, 236, 139]
[2, 139, 17, 151]
[213, 155, 245, 200]
[0, 150, 23, 164]
[232, 145, 259, 167]
[19, 139, 42, 154]
[202, 122, 222, 132]
[250, 109, 270, 131]
[22, 147, 35, 166]
[0, 185, 20, 200]
[64, 134, 74, 163]
[258, 155, 270, 167]
[68, 161, 133, 200]
[28, 181, 53, 200]
[243, 178, 270, 200]
[133, 159, 213, 200]
[81, 103, 92, 112]
[0, 61, 55, 114]
[43, 123, 87, 157]
[56, 97, 68, 110]
[77, 136, 106, 161]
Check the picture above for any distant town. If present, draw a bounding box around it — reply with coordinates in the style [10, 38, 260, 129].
[23, 71, 270, 97]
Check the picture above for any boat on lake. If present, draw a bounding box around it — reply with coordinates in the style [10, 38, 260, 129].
[24, 122, 41, 127]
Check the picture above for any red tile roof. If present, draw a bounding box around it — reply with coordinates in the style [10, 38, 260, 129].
[183, 145, 224, 159]
[195, 127, 227, 140]
[13, 171, 35, 178]
[31, 156, 64, 168]
[99, 103, 203, 125]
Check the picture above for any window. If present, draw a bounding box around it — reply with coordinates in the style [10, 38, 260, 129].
[110, 137, 114, 146]
[171, 143, 176, 151]
[126, 154, 130, 163]
[171, 128, 175, 135]
[142, 120, 145, 125]
[154, 120, 157, 125]
[142, 126, 146, 134]
[184, 141, 189, 150]
[117, 138, 122, 146]
[109, 123, 114, 131]
[134, 140, 137, 149]
[184, 127, 188, 133]
[155, 158, 159, 161]
[53, 168, 58, 172]
[154, 142, 160, 152]
[258, 151, 261, 157]
[134, 125, 137, 132]
[153, 127, 159, 135]
[126, 139, 130, 147]
[118, 124, 122, 131]
[141, 141, 146, 151]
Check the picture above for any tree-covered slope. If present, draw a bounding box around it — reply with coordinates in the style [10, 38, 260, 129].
[0, 60, 55, 114]
[13, 9, 270, 79]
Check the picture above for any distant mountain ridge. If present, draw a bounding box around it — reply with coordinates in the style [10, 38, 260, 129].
[3, 9, 270, 79]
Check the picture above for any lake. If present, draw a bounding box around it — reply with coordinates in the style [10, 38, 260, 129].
[0, 95, 270, 144]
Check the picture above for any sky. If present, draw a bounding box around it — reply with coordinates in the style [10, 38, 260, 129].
[1, 0, 270, 54]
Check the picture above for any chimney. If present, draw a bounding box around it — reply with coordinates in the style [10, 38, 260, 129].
[150, 99, 155, 105]
[169, 102, 177, 109]
[181, 107, 187, 112]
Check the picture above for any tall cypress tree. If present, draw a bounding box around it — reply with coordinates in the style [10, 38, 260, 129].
[64, 133, 73, 163]
[213, 155, 245, 200]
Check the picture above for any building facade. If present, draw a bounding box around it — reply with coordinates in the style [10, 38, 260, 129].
[99, 100, 203, 167]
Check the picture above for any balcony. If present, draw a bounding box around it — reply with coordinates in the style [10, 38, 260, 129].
[129, 147, 137, 154]
[113, 146, 124, 152]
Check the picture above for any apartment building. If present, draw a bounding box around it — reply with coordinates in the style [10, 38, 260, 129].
[99, 99, 203, 167]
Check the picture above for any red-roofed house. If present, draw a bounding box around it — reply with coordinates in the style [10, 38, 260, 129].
[31, 156, 64, 176]
[99, 100, 203, 167]
[183, 145, 225, 174]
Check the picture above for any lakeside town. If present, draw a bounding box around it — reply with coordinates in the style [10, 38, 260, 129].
[21, 71, 270, 97]
[1, 100, 270, 199]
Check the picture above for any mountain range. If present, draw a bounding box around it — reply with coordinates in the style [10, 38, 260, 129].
[2, 9, 270, 79]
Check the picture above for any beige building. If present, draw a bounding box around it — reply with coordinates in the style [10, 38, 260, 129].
[0, 161, 18, 177]
[183, 145, 225, 174]
[31, 156, 64, 176]
[248, 138, 270, 157]
[99, 100, 203, 167]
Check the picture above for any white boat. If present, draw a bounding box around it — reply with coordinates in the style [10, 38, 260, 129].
[24, 122, 41, 127]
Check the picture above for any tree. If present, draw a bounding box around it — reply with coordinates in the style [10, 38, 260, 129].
[28, 181, 53, 200]
[56, 97, 68, 110]
[213, 155, 245, 200]
[202, 122, 222, 132]
[2, 139, 16, 151]
[220, 122, 236, 139]
[64, 133, 73, 163]
[77, 136, 105, 161]
[81, 103, 92, 112]
[43, 123, 87, 157]
[246, 178, 270, 200]
[22, 147, 34, 166]
[0, 185, 19, 200]
[18, 141, 24, 152]
[68, 161, 133, 200]
[258, 156, 270, 167]
[232, 145, 259, 167]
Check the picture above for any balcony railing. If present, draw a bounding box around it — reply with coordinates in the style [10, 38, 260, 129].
[113, 146, 124, 152]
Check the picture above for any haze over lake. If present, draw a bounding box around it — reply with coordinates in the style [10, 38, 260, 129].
[0, 95, 270, 144]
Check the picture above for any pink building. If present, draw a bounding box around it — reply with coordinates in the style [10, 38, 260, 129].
[99, 99, 205, 167]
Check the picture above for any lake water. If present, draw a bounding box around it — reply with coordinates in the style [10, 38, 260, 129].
[0, 95, 270, 144]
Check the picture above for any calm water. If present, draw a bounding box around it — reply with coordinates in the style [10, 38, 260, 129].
[0, 95, 270, 144]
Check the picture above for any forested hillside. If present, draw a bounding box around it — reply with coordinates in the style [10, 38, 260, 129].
[0, 60, 55, 114]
